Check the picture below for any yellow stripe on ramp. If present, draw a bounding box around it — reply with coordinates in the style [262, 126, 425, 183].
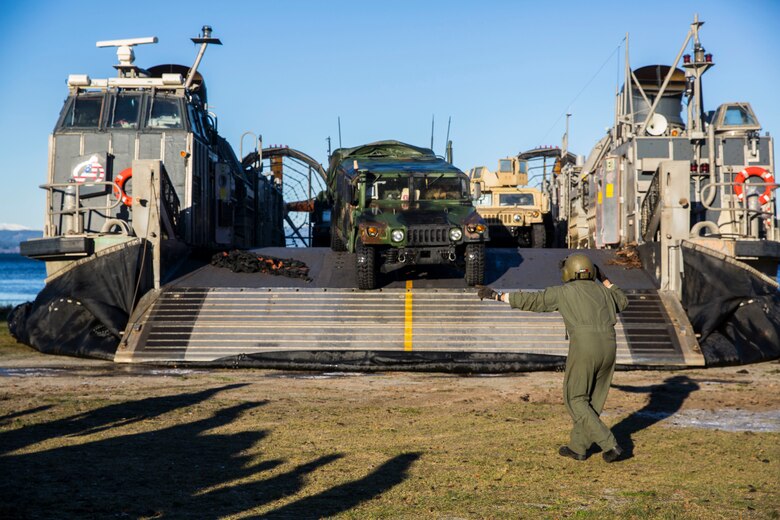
[404, 280, 413, 351]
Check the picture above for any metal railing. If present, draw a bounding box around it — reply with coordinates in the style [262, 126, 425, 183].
[41, 166, 181, 239]
[41, 181, 124, 236]
[698, 180, 779, 240]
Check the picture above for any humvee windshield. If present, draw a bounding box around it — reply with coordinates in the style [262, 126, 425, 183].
[499, 193, 535, 206]
[370, 177, 408, 201]
[369, 176, 468, 201]
[476, 193, 493, 206]
[414, 177, 469, 200]
[62, 95, 103, 128]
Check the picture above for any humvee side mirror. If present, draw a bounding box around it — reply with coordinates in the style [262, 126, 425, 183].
[472, 182, 482, 201]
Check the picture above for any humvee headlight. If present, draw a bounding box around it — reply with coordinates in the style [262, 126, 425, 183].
[367, 226, 379, 237]
[391, 229, 405, 243]
[449, 228, 463, 241]
[513, 214, 522, 222]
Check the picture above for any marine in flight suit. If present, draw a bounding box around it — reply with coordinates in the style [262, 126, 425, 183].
[477, 254, 629, 462]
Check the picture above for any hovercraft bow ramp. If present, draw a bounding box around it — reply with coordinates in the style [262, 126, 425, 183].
[115, 248, 704, 371]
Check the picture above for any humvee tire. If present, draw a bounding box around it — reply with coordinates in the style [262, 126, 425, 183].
[330, 227, 347, 252]
[356, 239, 377, 290]
[531, 223, 547, 248]
[464, 243, 485, 286]
[330, 212, 347, 252]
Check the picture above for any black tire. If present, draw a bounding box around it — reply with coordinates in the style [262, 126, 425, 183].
[464, 243, 485, 286]
[531, 223, 547, 248]
[330, 223, 347, 252]
[356, 239, 377, 290]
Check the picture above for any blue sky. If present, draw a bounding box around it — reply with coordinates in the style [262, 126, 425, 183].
[1, 0, 778, 228]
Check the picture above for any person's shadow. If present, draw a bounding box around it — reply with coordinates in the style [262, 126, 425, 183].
[609, 375, 700, 460]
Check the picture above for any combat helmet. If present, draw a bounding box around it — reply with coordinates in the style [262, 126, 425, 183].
[559, 253, 595, 282]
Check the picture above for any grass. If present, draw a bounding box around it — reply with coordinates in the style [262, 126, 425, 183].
[0, 322, 778, 518]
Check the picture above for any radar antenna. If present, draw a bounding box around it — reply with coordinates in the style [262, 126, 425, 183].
[96, 36, 158, 77]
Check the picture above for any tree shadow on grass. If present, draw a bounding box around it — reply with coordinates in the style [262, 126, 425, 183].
[610, 375, 700, 460]
[0, 404, 53, 425]
[259, 452, 421, 519]
[0, 384, 421, 518]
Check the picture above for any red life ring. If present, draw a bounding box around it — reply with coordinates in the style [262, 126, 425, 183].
[734, 166, 775, 205]
[113, 168, 133, 206]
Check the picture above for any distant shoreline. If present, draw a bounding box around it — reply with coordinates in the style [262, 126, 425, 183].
[0, 229, 42, 254]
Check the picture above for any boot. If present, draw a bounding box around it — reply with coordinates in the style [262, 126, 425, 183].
[602, 445, 623, 463]
[558, 446, 586, 461]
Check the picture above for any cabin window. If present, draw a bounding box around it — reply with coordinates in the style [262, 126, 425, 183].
[499, 193, 535, 206]
[470, 167, 483, 180]
[499, 159, 513, 173]
[187, 104, 205, 137]
[146, 97, 183, 129]
[110, 94, 141, 129]
[517, 161, 527, 174]
[62, 95, 103, 128]
[722, 105, 757, 127]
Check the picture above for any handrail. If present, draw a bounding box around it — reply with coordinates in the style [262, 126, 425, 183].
[41, 164, 182, 239]
[40, 181, 124, 235]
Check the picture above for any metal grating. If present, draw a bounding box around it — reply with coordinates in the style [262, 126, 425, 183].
[118, 287, 692, 367]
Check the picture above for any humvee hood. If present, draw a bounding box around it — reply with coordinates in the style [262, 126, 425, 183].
[397, 209, 451, 226]
[364, 203, 477, 227]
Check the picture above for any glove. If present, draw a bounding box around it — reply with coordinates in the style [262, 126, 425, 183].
[593, 264, 606, 282]
[476, 285, 501, 301]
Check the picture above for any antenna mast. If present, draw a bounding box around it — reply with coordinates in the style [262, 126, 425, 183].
[430, 115, 435, 150]
[185, 26, 222, 90]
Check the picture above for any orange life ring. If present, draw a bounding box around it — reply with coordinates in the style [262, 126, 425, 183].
[113, 168, 133, 206]
[734, 166, 775, 205]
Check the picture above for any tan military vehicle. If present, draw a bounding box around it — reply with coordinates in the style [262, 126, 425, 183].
[468, 155, 551, 247]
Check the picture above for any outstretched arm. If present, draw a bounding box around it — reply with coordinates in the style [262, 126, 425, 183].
[594, 264, 628, 311]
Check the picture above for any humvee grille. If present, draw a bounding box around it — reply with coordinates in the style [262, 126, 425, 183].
[484, 214, 517, 226]
[407, 226, 450, 245]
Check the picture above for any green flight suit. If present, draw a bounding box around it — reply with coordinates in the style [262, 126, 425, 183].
[508, 279, 629, 455]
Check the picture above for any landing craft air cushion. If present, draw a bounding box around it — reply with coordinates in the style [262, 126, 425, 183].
[11, 27, 285, 357]
[555, 15, 779, 365]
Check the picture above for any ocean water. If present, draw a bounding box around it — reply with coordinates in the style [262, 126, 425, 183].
[0, 254, 46, 306]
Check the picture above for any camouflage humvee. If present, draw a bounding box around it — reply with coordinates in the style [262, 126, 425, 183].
[468, 155, 551, 247]
[327, 140, 488, 289]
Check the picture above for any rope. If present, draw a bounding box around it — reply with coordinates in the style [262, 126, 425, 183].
[211, 250, 312, 281]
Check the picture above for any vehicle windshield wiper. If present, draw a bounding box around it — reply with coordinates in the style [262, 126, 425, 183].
[427, 173, 445, 186]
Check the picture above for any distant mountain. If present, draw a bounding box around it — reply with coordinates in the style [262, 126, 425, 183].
[0, 223, 34, 231]
[0, 229, 42, 253]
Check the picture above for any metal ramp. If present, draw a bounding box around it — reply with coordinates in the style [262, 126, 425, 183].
[115, 248, 704, 370]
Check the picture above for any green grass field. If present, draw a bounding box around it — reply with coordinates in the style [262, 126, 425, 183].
[1, 321, 778, 519]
